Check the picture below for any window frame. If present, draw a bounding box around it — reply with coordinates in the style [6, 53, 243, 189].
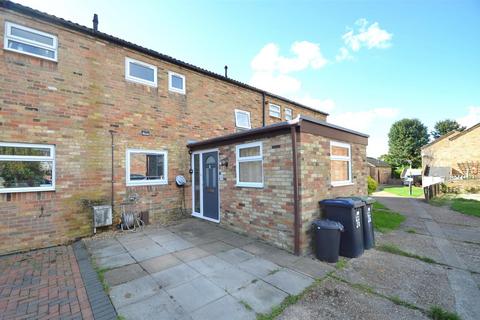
[236, 142, 264, 188]
[0, 142, 56, 193]
[168, 71, 186, 94]
[125, 57, 158, 87]
[126, 148, 168, 186]
[4, 22, 58, 62]
[234, 109, 252, 129]
[330, 141, 353, 186]
[269, 103, 281, 118]
[284, 108, 293, 120]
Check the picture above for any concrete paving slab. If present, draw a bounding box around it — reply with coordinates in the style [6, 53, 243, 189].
[241, 241, 274, 256]
[85, 238, 120, 250]
[95, 252, 135, 269]
[173, 247, 210, 262]
[336, 249, 455, 311]
[190, 294, 256, 320]
[90, 243, 126, 259]
[261, 247, 302, 267]
[110, 275, 161, 308]
[130, 244, 169, 262]
[150, 232, 184, 245]
[206, 265, 257, 293]
[237, 257, 281, 278]
[187, 255, 233, 276]
[116, 232, 148, 244]
[218, 234, 255, 247]
[117, 290, 189, 320]
[151, 264, 201, 290]
[140, 253, 182, 274]
[166, 277, 226, 313]
[288, 256, 335, 279]
[452, 241, 480, 273]
[216, 248, 255, 264]
[104, 263, 148, 287]
[121, 237, 158, 252]
[263, 269, 314, 296]
[162, 238, 194, 253]
[232, 279, 288, 314]
[197, 241, 234, 254]
[439, 224, 480, 244]
[277, 277, 427, 320]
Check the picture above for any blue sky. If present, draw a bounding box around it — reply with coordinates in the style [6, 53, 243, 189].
[15, 0, 480, 156]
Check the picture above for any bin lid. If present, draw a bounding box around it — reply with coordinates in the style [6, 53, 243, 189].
[336, 196, 375, 205]
[320, 198, 364, 208]
[312, 219, 344, 231]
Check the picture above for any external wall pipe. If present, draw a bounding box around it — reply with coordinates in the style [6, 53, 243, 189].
[109, 130, 115, 213]
[291, 125, 301, 255]
[262, 92, 266, 127]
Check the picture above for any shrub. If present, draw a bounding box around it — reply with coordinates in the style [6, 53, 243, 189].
[368, 176, 378, 194]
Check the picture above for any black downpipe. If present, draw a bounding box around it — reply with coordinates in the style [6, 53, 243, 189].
[109, 130, 115, 212]
[262, 92, 266, 127]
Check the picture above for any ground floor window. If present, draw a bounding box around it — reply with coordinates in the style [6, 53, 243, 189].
[0, 142, 55, 193]
[126, 149, 168, 186]
[236, 142, 263, 188]
[330, 141, 352, 186]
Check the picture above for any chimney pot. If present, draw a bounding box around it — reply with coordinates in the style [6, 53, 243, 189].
[93, 14, 99, 32]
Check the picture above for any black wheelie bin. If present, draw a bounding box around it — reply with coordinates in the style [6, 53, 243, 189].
[319, 198, 364, 258]
[312, 220, 344, 263]
[337, 196, 375, 250]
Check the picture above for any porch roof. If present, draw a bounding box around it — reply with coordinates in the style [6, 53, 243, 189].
[187, 116, 368, 150]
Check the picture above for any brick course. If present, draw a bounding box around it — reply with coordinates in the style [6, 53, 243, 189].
[0, 8, 327, 254]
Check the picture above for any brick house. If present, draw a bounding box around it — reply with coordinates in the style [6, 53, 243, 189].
[421, 123, 480, 186]
[367, 157, 391, 185]
[0, 1, 368, 255]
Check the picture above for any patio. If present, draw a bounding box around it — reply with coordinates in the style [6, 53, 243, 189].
[85, 218, 334, 319]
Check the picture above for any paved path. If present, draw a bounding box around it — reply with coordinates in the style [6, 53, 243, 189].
[374, 194, 480, 320]
[85, 219, 335, 320]
[0, 246, 93, 320]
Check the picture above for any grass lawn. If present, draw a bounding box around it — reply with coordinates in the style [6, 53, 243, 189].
[429, 195, 480, 218]
[372, 202, 406, 232]
[382, 186, 424, 197]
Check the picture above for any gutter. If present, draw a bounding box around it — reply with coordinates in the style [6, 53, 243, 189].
[291, 124, 301, 255]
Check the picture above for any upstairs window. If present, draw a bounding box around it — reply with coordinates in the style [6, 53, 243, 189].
[236, 142, 263, 188]
[330, 141, 352, 186]
[0, 142, 55, 193]
[269, 103, 281, 118]
[285, 108, 293, 120]
[126, 149, 168, 186]
[125, 57, 157, 87]
[4, 22, 58, 61]
[234, 109, 251, 129]
[168, 71, 186, 94]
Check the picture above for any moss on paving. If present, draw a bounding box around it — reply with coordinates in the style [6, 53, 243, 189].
[427, 306, 461, 320]
[91, 258, 111, 293]
[372, 202, 406, 233]
[335, 258, 347, 270]
[377, 244, 437, 264]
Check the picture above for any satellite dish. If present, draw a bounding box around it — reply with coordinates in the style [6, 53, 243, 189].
[175, 175, 187, 187]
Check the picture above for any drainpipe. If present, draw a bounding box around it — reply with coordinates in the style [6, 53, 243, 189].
[291, 125, 301, 255]
[262, 92, 266, 127]
[109, 130, 115, 213]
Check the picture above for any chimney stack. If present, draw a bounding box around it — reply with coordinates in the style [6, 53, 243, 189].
[93, 14, 98, 32]
[224, 65, 228, 78]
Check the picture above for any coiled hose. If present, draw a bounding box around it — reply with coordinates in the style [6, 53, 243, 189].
[121, 212, 144, 232]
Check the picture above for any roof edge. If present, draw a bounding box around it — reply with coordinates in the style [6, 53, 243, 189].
[421, 130, 460, 149]
[300, 115, 369, 138]
[1, 0, 328, 116]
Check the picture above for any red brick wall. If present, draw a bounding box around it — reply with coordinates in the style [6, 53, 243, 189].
[0, 9, 327, 254]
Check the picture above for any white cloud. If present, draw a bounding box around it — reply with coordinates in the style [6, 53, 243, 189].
[250, 71, 301, 96]
[328, 108, 400, 157]
[457, 106, 480, 128]
[335, 47, 353, 62]
[296, 96, 336, 113]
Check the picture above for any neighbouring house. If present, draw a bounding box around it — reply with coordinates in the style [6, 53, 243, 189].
[367, 157, 391, 184]
[421, 123, 480, 186]
[400, 168, 422, 186]
[0, 1, 368, 255]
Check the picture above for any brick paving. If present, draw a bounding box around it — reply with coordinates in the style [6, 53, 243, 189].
[0, 246, 93, 320]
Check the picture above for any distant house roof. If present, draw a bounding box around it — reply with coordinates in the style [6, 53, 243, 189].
[421, 122, 480, 149]
[0, 0, 328, 117]
[401, 168, 422, 178]
[367, 157, 391, 168]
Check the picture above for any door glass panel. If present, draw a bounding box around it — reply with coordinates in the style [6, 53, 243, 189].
[194, 154, 200, 213]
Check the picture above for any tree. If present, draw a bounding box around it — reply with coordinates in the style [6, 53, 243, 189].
[386, 118, 429, 168]
[431, 119, 466, 139]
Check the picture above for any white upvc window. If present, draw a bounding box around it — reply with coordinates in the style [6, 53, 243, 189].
[269, 103, 281, 118]
[168, 71, 186, 94]
[234, 109, 251, 129]
[125, 57, 157, 87]
[0, 142, 55, 193]
[126, 149, 168, 186]
[330, 141, 352, 186]
[4, 22, 58, 61]
[236, 142, 263, 188]
[284, 108, 293, 120]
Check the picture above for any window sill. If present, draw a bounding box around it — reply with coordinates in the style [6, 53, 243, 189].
[0, 187, 55, 194]
[235, 183, 264, 189]
[126, 181, 168, 187]
[331, 182, 354, 187]
[168, 88, 186, 95]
